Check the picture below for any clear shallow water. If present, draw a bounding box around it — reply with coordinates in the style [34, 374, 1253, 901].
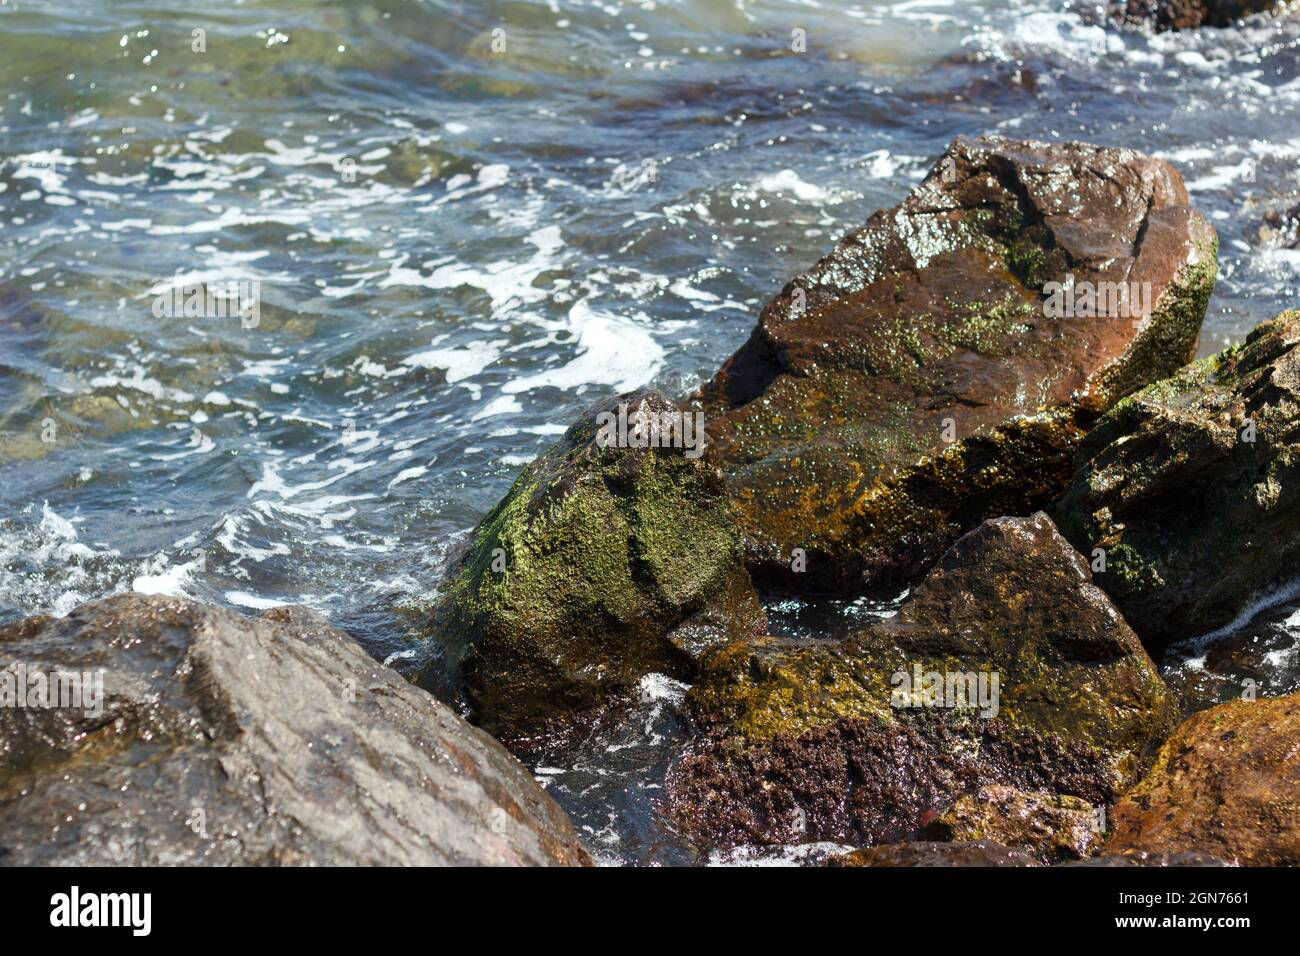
[2, 0, 1300, 864]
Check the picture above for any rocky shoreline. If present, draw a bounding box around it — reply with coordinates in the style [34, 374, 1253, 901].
[5, 24, 1300, 864]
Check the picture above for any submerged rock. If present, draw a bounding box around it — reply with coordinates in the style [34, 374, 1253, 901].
[827, 840, 1041, 867]
[1104, 691, 1300, 866]
[1055, 310, 1300, 649]
[0, 594, 589, 866]
[664, 513, 1174, 850]
[1161, 598, 1300, 714]
[695, 135, 1216, 594]
[416, 389, 764, 740]
[1259, 202, 1300, 249]
[925, 785, 1101, 863]
[1112, 0, 1283, 31]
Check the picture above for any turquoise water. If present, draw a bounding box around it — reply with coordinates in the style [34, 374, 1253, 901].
[3, 0, 1300, 863]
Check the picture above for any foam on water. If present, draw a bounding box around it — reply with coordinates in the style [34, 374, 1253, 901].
[4, 0, 1300, 863]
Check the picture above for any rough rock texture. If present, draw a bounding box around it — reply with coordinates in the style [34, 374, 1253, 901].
[695, 135, 1216, 594]
[925, 785, 1101, 863]
[828, 840, 1041, 867]
[1113, 0, 1283, 31]
[0, 594, 590, 866]
[1104, 692, 1300, 865]
[664, 513, 1175, 850]
[416, 388, 763, 740]
[1063, 850, 1232, 866]
[1056, 311, 1300, 649]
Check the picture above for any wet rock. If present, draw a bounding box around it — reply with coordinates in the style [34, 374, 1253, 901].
[1062, 850, 1232, 866]
[664, 513, 1175, 850]
[1104, 691, 1300, 866]
[827, 840, 1041, 867]
[695, 135, 1216, 594]
[1259, 201, 1300, 248]
[1055, 310, 1300, 649]
[1161, 598, 1300, 715]
[1112, 0, 1283, 31]
[666, 715, 1115, 851]
[0, 594, 590, 866]
[925, 785, 1101, 863]
[416, 388, 764, 741]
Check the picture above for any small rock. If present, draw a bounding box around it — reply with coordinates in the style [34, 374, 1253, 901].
[827, 840, 1041, 867]
[925, 785, 1102, 863]
[1062, 850, 1232, 866]
[1260, 202, 1300, 248]
[1112, 0, 1283, 31]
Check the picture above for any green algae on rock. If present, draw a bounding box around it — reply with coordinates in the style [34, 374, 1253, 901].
[694, 135, 1217, 594]
[417, 388, 764, 740]
[665, 513, 1175, 850]
[925, 785, 1101, 864]
[1104, 691, 1300, 866]
[1055, 310, 1300, 650]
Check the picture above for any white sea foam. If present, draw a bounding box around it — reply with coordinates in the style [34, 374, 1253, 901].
[502, 298, 663, 394]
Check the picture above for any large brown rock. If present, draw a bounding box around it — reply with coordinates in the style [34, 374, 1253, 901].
[1104, 692, 1300, 866]
[695, 135, 1216, 594]
[1055, 310, 1300, 649]
[0, 594, 590, 866]
[664, 513, 1175, 851]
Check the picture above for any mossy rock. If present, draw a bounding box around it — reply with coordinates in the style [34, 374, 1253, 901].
[665, 513, 1175, 850]
[417, 389, 764, 740]
[925, 785, 1101, 864]
[1055, 310, 1300, 649]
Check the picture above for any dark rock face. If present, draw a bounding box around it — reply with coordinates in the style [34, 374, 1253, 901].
[416, 388, 763, 741]
[828, 840, 1041, 867]
[664, 513, 1174, 851]
[1055, 310, 1300, 649]
[0, 595, 590, 866]
[665, 714, 1115, 851]
[1161, 598, 1300, 715]
[1104, 692, 1300, 866]
[925, 785, 1101, 863]
[1113, 0, 1282, 31]
[695, 135, 1216, 594]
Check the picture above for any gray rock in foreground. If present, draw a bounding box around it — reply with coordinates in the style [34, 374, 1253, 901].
[0, 594, 590, 866]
